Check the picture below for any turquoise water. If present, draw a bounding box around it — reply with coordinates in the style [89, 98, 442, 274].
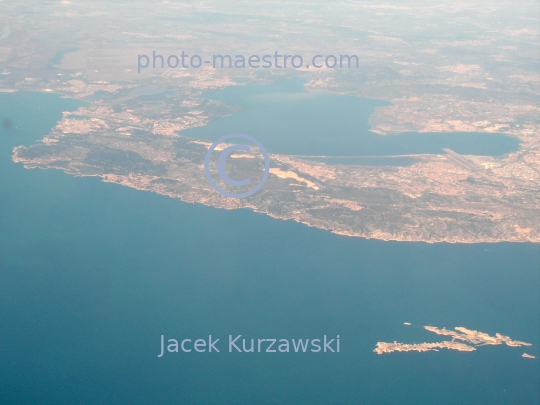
[180, 79, 521, 159]
[0, 93, 539, 404]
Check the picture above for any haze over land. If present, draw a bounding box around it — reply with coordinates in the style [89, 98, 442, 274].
[2, 0, 539, 243]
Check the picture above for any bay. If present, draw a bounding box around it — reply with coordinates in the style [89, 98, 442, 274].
[180, 78, 521, 160]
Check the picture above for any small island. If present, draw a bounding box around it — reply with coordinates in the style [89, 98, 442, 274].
[375, 325, 533, 356]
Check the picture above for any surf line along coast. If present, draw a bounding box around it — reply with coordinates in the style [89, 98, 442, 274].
[157, 334, 341, 356]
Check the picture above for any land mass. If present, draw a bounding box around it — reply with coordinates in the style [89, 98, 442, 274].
[12, 115, 540, 243]
[2, 0, 540, 243]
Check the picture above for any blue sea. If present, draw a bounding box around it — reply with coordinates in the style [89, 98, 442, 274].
[0, 92, 538, 404]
